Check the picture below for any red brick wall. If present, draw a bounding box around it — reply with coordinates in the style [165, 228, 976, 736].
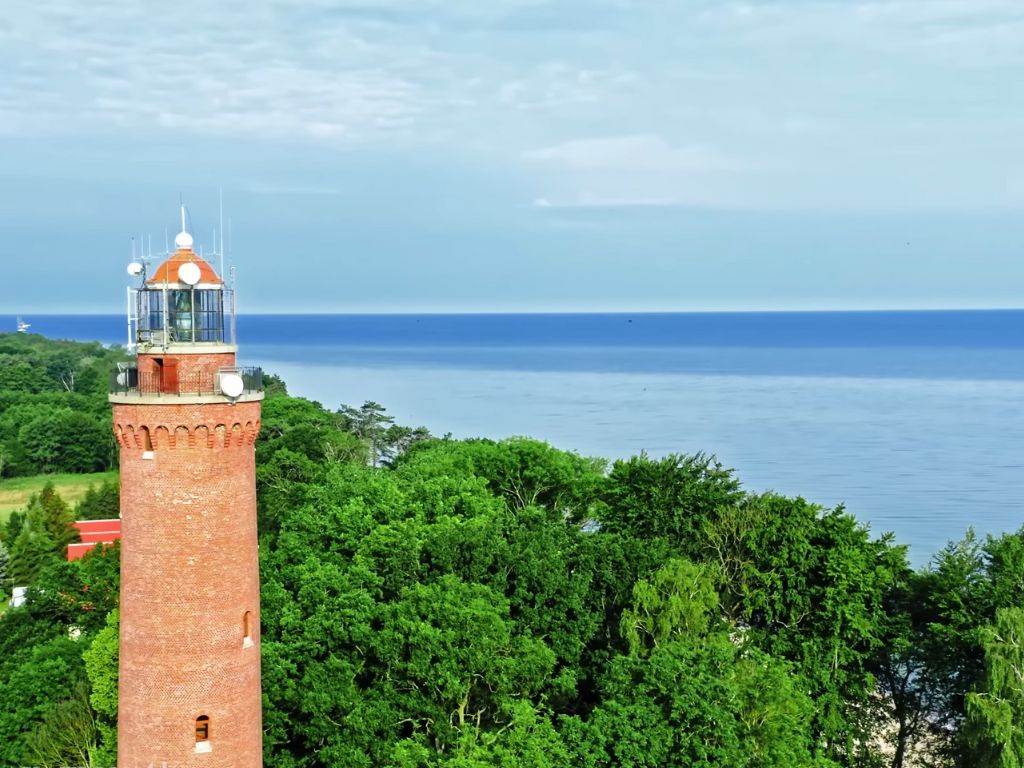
[114, 399, 262, 768]
[137, 352, 238, 395]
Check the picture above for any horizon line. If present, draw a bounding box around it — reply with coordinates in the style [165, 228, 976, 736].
[6, 306, 1024, 317]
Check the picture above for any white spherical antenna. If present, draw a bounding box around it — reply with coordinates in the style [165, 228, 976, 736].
[220, 372, 245, 398]
[174, 231, 194, 249]
[178, 262, 202, 286]
[127, 262, 144, 277]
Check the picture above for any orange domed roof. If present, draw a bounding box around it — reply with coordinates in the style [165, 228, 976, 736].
[147, 247, 223, 286]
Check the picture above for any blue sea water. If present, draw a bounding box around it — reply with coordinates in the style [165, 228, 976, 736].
[6, 310, 1024, 566]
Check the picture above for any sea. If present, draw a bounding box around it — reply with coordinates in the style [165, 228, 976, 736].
[6, 310, 1024, 567]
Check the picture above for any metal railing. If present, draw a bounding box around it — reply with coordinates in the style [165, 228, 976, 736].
[110, 364, 262, 397]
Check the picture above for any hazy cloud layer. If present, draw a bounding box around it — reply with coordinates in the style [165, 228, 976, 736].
[3, 0, 1022, 207]
[2, 0, 1023, 311]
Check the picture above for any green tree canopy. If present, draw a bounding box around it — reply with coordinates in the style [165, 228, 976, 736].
[966, 607, 1024, 768]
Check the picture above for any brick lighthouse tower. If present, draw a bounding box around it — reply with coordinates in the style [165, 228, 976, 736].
[110, 209, 264, 767]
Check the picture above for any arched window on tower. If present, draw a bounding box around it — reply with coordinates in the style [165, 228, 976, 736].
[195, 715, 211, 752]
[140, 426, 154, 460]
[243, 610, 254, 648]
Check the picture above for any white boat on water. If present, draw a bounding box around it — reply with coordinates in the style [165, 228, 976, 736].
[16, 317, 30, 333]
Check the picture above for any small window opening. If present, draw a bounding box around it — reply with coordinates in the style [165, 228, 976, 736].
[243, 610, 254, 648]
[195, 715, 210, 742]
[140, 426, 155, 460]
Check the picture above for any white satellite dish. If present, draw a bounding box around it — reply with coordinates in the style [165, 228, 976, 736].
[220, 372, 245, 398]
[178, 262, 202, 286]
[127, 262, 144, 277]
[116, 371, 127, 387]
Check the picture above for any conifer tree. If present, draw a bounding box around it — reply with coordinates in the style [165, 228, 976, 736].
[0, 540, 9, 592]
[75, 479, 120, 521]
[2, 510, 25, 546]
[8, 525, 58, 587]
[31, 483, 77, 551]
[3, 486, 75, 589]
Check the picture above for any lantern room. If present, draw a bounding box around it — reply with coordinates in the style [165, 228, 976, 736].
[128, 227, 235, 350]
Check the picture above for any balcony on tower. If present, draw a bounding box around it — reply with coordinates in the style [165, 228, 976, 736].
[109, 363, 263, 398]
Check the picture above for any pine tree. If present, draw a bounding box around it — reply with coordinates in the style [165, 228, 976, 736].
[0, 540, 9, 592]
[338, 401, 396, 466]
[8, 525, 59, 587]
[2, 509, 25, 546]
[32, 483, 78, 550]
[75, 479, 120, 521]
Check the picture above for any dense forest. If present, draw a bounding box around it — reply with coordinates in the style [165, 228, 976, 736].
[1, 333, 1022, 767]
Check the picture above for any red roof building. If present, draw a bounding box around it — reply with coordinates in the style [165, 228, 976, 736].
[67, 519, 122, 561]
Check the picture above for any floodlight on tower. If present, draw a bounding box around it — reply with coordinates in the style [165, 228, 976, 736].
[219, 371, 245, 399]
[178, 262, 202, 286]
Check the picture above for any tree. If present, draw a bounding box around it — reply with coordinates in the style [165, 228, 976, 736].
[263, 372, 289, 398]
[620, 558, 717, 654]
[440, 700, 571, 767]
[8, 525, 59, 587]
[32, 542, 120, 633]
[872, 569, 948, 768]
[2, 509, 25, 545]
[258, 395, 365, 468]
[338, 400, 395, 466]
[23, 679, 99, 768]
[965, 607, 1024, 767]
[0, 334, 124, 477]
[17, 409, 111, 474]
[697, 492, 906, 764]
[601, 452, 743, 555]
[0, 635, 86, 766]
[83, 609, 119, 767]
[914, 530, 1004, 764]
[395, 437, 605, 522]
[33, 483, 79, 551]
[75, 478, 120, 521]
[575, 559, 819, 768]
[380, 424, 432, 466]
[8, 484, 79, 585]
[0, 540, 9, 593]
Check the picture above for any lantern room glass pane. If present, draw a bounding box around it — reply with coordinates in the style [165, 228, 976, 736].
[194, 289, 226, 342]
[169, 290, 193, 342]
[135, 287, 227, 345]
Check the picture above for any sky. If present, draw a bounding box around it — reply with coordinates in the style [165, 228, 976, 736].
[1, 0, 1023, 313]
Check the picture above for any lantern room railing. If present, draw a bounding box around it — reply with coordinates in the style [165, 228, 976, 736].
[110, 364, 263, 397]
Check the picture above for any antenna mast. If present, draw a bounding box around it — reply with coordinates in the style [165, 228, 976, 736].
[219, 188, 225, 277]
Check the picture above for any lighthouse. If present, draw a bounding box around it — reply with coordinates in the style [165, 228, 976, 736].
[110, 210, 264, 767]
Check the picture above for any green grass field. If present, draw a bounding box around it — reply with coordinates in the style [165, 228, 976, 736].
[0, 471, 118, 522]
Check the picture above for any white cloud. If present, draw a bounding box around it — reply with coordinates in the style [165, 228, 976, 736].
[0, 0, 642, 145]
[1, 0, 1022, 211]
[0, 1, 440, 142]
[524, 134, 745, 173]
[523, 134, 749, 207]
